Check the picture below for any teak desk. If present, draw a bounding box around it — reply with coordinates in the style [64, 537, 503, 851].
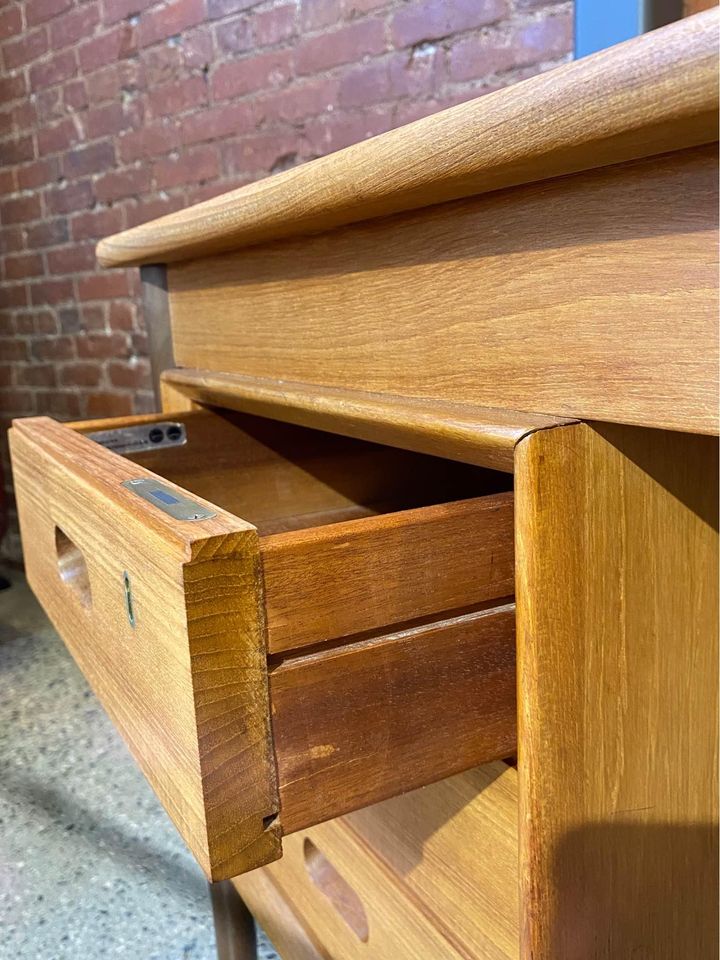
[10, 10, 719, 959]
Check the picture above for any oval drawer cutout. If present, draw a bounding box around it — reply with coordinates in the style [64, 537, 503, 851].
[304, 839, 369, 942]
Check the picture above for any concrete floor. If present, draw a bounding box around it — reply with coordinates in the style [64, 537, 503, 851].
[0, 569, 280, 960]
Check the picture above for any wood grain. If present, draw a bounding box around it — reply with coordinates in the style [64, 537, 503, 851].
[262, 493, 514, 652]
[9, 416, 281, 881]
[74, 407, 510, 537]
[168, 146, 718, 435]
[96, 11, 718, 267]
[265, 817, 467, 959]
[232, 869, 328, 960]
[270, 606, 517, 832]
[515, 422, 719, 959]
[160, 369, 571, 474]
[346, 762, 519, 960]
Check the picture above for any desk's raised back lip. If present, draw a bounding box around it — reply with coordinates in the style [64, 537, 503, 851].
[96, 10, 718, 270]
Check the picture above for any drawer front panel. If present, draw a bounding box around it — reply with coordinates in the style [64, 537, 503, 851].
[266, 818, 465, 960]
[9, 416, 280, 881]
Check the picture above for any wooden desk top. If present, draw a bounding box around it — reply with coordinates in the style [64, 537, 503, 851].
[97, 10, 718, 269]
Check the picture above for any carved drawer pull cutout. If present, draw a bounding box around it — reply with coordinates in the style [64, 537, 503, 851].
[303, 838, 369, 942]
[55, 528, 91, 609]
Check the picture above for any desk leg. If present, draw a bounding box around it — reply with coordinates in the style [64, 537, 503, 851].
[209, 880, 257, 960]
[515, 423, 719, 959]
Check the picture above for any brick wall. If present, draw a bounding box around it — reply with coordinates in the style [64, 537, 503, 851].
[0, 0, 573, 561]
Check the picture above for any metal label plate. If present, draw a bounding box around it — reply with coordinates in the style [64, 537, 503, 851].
[122, 478, 217, 521]
[87, 421, 187, 455]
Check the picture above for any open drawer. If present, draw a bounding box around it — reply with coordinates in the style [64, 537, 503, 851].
[9, 407, 516, 880]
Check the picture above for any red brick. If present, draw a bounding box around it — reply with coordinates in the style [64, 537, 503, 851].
[295, 19, 385, 75]
[50, 4, 101, 49]
[102, 0, 152, 25]
[14, 313, 36, 334]
[25, 217, 69, 248]
[0, 168, 17, 195]
[0, 71, 27, 103]
[33, 310, 59, 334]
[63, 78, 89, 111]
[147, 75, 207, 119]
[107, 357, 151, 389]
[1, 284, 29, 308]
[0, 339, 29, 362]
[16, 363, 57, 388]
[1, 227, 23, 257]
[26, 0, 72, 26]
[139, 0, 206, 47]
[391, 0, 508, 48]
[57, 306, 82, 332]
[154, 144, 220, 189]
[11, 99, 37, 132]
[77, 273, 131, 302]
[2, 136, 35, 165]
[388, 47, 443, 98]
[124, 192, 185, 228]
[255, 76, 338, 124]
[299, 0, 342, 31]
[0, 193, 42, 225]
[4, 253, 45, 280]
[16, 156, 60, 191]
[30, 278, 74, 305]
[214, 15, 253, 55]
[118, 119, 180, 163]
[59, 361, 103, 387]
[305, 104, 393, 155]
[45, 179, 94, 215]
[0, 365, 12, 387]
[87, 60, 142, 105]
[0, 388, 35, 414]
[47, 244, 96, 275]
[34, 87, 62, 123]
[30, 335, 74, 361]
[512, 12, 573, 66]
[140, 26, 212, 84]
[84, 102, 137, 140]
[70, 206, 124, 242]
[63, 141, 116, 179]
[0, 5, 22, 42]
[207, 0, 256, 19]
[179, 101, 253, 145]
[36, 390, 82, 418]
[211, 49, 292, 100]
[81, 304, 107, 331]
[338, 58, 392, 108]
[223, 133, 304, 176]
[86, 391, 133, 417]
[78, 22, 136, 72]
[108, 300, 136, 331]
[76, 331, 129, 358]
[37, 117, 80, 155]
[253, 5, 296, 47]
[2, 28, 48, 70]
[29, 50, 78, 91]
[450, 31, 518, 81]
[95, 165, 152, 203]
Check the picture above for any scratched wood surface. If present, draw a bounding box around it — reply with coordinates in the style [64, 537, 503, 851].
[345, 762, 520, 960]
[9, 416, 280, 881]
[167, 145, 718, 435]
[96, 12, 718, 267]
[270, 606, 517, 832]
[160, 369, 570, 474]
[515, 423, 719, 958]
